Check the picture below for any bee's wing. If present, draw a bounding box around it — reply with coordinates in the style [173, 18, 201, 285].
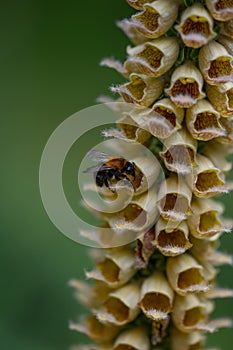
[83, 164, 115, 174]
[87, 150, 114, 162]
[83, 165, 101, 174]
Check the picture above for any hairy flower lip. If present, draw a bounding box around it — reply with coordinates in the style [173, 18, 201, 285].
[154, 219, 192, 257]
[117, 19, 148, 45]
[140, 271, 174, 320]
[175, 3, 216, 48]
[100, 58, 129, 78]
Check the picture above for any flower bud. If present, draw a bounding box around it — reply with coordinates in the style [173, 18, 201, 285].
[199, 40, 233, 85]
[206, 0, 233, 21]
[165, 62, 205, 108]
[175, 3, 216, 48]
[132, 0, 178, 39]
[124, 37, 179, 77]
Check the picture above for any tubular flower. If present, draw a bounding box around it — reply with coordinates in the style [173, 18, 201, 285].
[71, 1, 233, 349]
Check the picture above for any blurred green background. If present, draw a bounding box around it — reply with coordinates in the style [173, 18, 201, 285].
[1, 1, 232, 349]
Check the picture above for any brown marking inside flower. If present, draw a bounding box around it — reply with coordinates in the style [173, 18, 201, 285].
[104, 297, 129, 322]
[163, 145, 195, 167]
[119, 204, 146, 225]
[181, 17, 211, 37]
[199, 211, 220, 231]
[183, 307, 205, 327]
[125, 76, 146, 100]
[161, 193, 189, 214]
[178, 268, 205, 290]
[194, 112, 219, 131]
[153, 106, 176, 127]
[227, 88, 233, 108]
[137, 45, 163, 69]
[170, 79, 200, 98]
[134, 7, 159, 31]
[141, 292, 172, 314]
[115, 345, 137, 350]
[97, 259, 120, 282]
[118, 122, 138, 140]
[196, 171, 224, 192]
[158, 229, 187, 248]
[208, 57, 233, 79]
[215, 0, 233, 11]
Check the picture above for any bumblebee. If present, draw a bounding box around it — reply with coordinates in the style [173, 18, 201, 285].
[84, 150, 143, 191]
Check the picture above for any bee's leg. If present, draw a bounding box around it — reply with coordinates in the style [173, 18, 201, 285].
[104, 177, 115, 193]
[116, 173, 132, 185]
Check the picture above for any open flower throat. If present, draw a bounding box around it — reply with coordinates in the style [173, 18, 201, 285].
[71, 1, 233, 349]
